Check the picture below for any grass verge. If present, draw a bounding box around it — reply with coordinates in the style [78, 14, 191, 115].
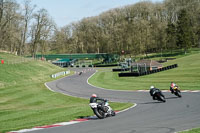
[180, 128, 200, 133]
[89, 53, 200, 90]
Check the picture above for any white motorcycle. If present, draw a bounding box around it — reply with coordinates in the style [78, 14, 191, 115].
[89, 101, 116, 119]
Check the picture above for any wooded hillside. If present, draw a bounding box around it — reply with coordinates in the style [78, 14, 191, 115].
[0, 0, 200, 56]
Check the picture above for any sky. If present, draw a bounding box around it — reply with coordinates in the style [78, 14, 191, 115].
[16, 0, 163, 27]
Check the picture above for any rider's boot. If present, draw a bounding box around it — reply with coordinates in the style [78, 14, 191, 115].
[170, 87, 174, 94]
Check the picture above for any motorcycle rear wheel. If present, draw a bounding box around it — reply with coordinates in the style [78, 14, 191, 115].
[160, 96, 166, 102]
[175, 91, 182, 97]
[111, 110, 116, 116]
[93, 108, 105, 119]
[157, 94, 166, 102]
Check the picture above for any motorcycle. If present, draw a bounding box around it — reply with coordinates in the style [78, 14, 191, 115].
[89, 100, 116, 119]
[172, 86, 182, 97]
[153, 90, 166, 102]
[79, 71, 82, 75]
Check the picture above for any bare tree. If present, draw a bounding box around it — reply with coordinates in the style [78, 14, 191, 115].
[19, 0, 35, 55]
[30, 8, 54, 58]
[0, 0, 3, 24]
[0, 0, 20, 53]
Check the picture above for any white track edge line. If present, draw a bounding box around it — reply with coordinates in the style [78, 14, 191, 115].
[86, 70, 200, 93]
[87, 70, 135, 92]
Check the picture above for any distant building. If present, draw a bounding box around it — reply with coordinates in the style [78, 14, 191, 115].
[131, 59, 163, 73]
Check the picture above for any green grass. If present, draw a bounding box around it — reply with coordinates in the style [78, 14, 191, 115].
[0, 53, 133, 133]
[181, 128, 200, 133]
[89, 53, 200, 90]
[0, 52, 33, 65]
[136, 48, 200, 61]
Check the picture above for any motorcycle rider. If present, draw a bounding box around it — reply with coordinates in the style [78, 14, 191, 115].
[170, 82, 176, 94]
[90, 94, 106, 103]
[90, 94, 108, 112]
[79, 71, 83, 75]
[149, 86, 164, 100]
[89, 94, 115, 118]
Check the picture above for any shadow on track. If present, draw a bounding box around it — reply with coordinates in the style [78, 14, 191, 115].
[78, 115, 99, 120]
[165, 96, 179, 99]
[139, 101, 164, 104]
[139, 96, 180, 104]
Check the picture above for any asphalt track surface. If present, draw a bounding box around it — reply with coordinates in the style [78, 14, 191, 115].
[31, 68, 200, 133]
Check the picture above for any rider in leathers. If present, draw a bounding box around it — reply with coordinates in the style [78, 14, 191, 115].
[170, 82, 177, 94]
[90, 94, 107, 112]
[90, 94, 106, 103]
[149, 86, 165, 100]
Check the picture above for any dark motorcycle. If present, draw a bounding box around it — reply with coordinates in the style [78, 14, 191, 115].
[79, 71, 82, 75]
[89, 101, 115, 119]
[153, 90, 166, 102]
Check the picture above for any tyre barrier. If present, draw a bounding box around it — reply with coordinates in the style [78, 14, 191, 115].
[73, 65, 93, 68]
[118, 64, 178, 77]
[88, 65, 93, 67]
[112, 68, 130, 72]
[119, 72, 140, 77]
[95, 64, 118, 67]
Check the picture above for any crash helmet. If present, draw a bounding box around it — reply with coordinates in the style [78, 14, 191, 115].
[91, 94, 97, 97]
[150, 86, 154, 89]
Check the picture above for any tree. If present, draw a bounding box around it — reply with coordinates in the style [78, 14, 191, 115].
[0, 0, 21, 53]
[166, 21, 176, 53]
[30, 9, 54, 58]
[176, 9, 193, 54]
[49, 0, 200, 56]
[0, 0, 3, 24]
[19, 0, 35, 55]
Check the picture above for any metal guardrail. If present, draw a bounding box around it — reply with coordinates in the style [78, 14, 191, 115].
[51, 70, 70, 78]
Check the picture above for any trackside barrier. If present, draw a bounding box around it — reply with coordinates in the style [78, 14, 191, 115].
[112, 68, 130, 72]
[95, 64, 118, 67]
[51, 70, 70, 78]
[118, 64, 178, 77]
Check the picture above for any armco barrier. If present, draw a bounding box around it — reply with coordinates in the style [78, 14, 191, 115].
[51, 70, 70, 78]
[118, 64, 178, 77]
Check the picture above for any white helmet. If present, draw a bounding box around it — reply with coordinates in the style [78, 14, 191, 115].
[150, 86, 154, 89]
